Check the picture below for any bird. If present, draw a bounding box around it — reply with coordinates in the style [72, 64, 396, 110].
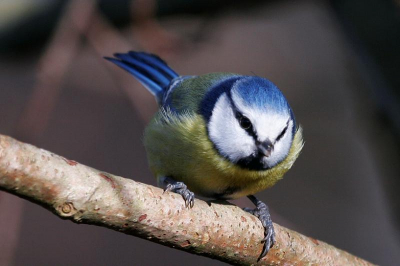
[105, 51, 304, 259]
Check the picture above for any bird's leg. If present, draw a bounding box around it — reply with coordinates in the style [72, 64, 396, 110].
[162, 176, 195, 208]
[244, 195, 275, 260]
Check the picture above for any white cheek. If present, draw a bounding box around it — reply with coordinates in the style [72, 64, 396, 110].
[208, 94, 255, 162]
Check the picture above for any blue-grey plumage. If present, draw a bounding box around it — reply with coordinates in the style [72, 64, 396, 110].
[105, 51, 304, 259]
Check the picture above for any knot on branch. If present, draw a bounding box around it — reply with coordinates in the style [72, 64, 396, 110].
[57, 202, 77, 217]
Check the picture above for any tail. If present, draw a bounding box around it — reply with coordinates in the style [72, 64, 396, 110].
[105, 51, 179, 103]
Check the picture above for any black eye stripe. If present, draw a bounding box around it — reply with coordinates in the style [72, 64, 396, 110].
[235, 112, 257, 138]
[226, 90, 258, 140]
[235, 112, 252, 129]
[276, 120, 290, 142]
[276, 127, 287, 141]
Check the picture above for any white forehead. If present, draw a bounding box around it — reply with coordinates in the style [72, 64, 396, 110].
[231, 89, 290, 141]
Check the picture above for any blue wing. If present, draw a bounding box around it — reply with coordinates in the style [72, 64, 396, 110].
[105, 51, 179, 103]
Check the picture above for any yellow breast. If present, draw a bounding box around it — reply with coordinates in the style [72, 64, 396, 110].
[144, 109, 304, 199]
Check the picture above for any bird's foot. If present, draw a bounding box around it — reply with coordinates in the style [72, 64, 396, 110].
[163, 176, 195, 208]
[244, 195, 275, 260]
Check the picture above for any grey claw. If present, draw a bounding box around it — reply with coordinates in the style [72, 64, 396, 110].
[181, 189, 194, 208]
[260, 226, 275, 258]
[188, 192, 195, 208]
[164, 184, 172, 193]
[163, 177, 195, 209]
[245, 195, 276, 260]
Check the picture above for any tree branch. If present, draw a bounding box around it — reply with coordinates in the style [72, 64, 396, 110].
[0, 134, 374, 265]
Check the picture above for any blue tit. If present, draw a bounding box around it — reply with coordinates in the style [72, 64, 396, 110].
[105, 51, 304, 258]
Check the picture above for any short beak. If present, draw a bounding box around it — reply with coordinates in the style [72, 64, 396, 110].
[257, 140, 274, 157]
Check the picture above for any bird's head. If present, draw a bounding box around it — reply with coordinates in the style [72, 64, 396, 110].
[202, 76, 296, 170]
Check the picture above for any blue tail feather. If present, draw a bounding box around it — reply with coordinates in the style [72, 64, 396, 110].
[129, 52, 179, 79]
[105, 51, 179, 102]
[114, 53, 171, 86]
[105, 57, 163, 96]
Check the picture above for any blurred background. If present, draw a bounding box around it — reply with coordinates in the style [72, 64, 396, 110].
[0, 0, 399, 265]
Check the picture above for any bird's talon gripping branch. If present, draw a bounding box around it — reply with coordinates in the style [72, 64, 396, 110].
[246, 195, 276, 260]
[163, 177, 195, 208]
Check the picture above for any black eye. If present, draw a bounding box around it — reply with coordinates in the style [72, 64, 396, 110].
[239, 116, 252, 129]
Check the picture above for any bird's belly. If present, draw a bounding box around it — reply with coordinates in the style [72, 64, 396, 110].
[152, 157, 264, 200]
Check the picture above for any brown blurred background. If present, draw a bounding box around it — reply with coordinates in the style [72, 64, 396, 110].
[1, 0, 400, 265]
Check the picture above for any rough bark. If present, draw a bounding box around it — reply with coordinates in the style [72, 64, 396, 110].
[0, 134, 374, 265]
